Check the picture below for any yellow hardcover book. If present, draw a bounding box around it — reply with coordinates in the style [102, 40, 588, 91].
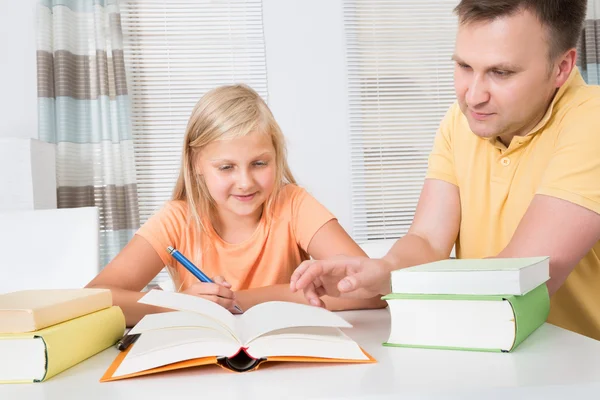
[0, 288, 113, 333]
[0, 306, 125, 383]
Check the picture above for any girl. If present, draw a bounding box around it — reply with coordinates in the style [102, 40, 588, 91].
[86, 84, 384, 326]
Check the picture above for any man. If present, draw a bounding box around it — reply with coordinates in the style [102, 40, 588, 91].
[291, 0, 600, 340]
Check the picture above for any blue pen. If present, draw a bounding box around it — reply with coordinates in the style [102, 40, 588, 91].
[167, 246, 243, 313]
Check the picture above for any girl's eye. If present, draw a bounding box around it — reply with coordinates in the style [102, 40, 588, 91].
[253, 161, 268, 167]
[218, 165, 232, 171]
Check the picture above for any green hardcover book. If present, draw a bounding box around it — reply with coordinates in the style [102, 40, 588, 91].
[390, 256, 550, 295]
[382, 283, 550, 353]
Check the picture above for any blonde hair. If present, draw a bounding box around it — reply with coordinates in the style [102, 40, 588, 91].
[169, 84, 296, 289]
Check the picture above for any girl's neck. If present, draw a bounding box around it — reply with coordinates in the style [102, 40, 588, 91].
[211, 207, 264, 245]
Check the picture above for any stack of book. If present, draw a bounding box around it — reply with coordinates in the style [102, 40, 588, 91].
[383, 256, 551, 352]
[0, 288, 125, 383]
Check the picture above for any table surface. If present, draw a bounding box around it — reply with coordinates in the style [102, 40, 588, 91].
[3, 308, 600, 400]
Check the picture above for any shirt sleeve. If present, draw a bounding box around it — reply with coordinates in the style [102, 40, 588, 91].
[425, 103, 459, 186]
[135, 201, 187, 266]
[289, 186, 337, 252]
[536, 100, 600, 214]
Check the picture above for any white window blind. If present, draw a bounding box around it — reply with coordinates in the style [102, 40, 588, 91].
[344, 0, 459, 241]
[121, 0, 268, 222]
[120, 0, 268, 283]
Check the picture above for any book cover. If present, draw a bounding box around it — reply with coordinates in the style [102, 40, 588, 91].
[0, 288, 113, 333]
[390, 257, 550, 295]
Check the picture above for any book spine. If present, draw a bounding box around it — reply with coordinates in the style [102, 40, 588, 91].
[217, 348, 265, 372]
[506, 284, 550, 351]
[38, 306, 125, 381]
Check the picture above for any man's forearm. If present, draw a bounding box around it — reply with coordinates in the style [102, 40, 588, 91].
[383, 233, 448, 273]
[236, 284, 386, 311]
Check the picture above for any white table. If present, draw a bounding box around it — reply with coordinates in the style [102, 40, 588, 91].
[3, 308, 600, 399]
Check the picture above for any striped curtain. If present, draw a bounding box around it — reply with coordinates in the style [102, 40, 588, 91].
[578, 0, 600, 84]
[37, 0, 140, 267]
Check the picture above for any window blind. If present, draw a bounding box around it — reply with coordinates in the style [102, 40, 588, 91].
[120, 0, 268, 283]
[343, 0, 459, 241]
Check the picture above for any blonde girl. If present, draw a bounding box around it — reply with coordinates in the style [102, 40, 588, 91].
[87, 84, 384, 326]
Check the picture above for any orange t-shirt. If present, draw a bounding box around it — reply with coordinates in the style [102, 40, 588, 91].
[136, 184, 335, 291]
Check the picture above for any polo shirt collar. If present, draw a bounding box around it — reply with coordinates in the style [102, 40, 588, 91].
[488, 66, 585, 149]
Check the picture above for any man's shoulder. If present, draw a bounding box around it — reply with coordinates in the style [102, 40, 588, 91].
[441, 101, 463, 125]
[441, 101, 478, 143]
[547, 84, 600, 150]
[557, 83, 600, 121]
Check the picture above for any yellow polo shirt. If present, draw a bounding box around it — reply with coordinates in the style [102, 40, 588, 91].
[426, 67, 600, 340]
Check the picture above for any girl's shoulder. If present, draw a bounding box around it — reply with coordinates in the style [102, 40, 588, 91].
[149, 200, 190, 224]
[161, 199, 189, 215]
[137, 200, 193, 249]
[272, 184, 317, 217]
[275, 183, 307, 205]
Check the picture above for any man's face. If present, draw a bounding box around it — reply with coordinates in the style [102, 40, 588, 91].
[453, 9, 559, 142]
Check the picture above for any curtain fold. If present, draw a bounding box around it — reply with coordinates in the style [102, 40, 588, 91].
[578, 0, 600, 84]
[37, 0, 140, 267]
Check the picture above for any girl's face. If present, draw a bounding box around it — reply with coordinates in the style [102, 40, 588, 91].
[196, 131, 277, 223]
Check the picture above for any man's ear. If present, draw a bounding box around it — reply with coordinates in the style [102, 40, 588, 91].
[554, 48, 577, 88]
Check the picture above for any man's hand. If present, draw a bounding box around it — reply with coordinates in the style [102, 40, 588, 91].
[289, 256, 393, 307]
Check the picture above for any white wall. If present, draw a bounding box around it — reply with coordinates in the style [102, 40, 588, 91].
[0, 0, 38, 140]
[263, 0, 354, 234]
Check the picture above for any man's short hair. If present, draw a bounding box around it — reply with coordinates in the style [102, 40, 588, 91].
[454, 0, 587, 60]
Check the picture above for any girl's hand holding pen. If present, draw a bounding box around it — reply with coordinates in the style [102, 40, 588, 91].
[167, 246, 244, 313]
[180, 276, 242, 313]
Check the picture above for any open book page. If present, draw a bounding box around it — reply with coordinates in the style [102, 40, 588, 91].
[237, 301, 352, 344]
[128, 327, 237, 357]
[114, 328, 240, 377]
[138, 290, 236, 333]
[247, 326, 369, 360]
[129, 311, 238, 341]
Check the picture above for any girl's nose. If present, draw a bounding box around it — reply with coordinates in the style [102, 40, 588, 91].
[237, 169, 252, 189]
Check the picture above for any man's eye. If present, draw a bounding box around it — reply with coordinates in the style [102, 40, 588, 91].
[493, 70, 513, 77]
[458, 63, 471, 70]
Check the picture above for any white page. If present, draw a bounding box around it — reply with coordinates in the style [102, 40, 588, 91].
[247, 327, 368, 360]
[0, 338, 47, 381]
[127, 327, 238, 358]
[237, 301, 352, 344]
[115, 330, 239, 377]
[387, 299, 515, 350]
[129, 311, 237, 340]
[138, 290, 236, 333]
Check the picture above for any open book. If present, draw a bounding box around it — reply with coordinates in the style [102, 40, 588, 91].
[101, 290, 374, 381]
